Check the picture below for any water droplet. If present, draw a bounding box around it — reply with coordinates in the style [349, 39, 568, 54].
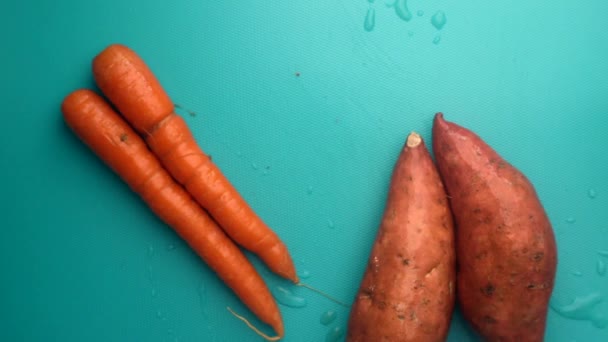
[592, 312, 608, 328]
[566, 217, 576, 224]
[407, 31, 415, 37]
[328, 219, 335, 229]
[167, 244, 176, 251]
[273, 286, 307, 308]
[597, 259, 606, 276]
[431, 10, 447, 30]
[251, 162, 258, 170]
[299, 269, 311, 280]
[394, 0, 412, 22]
[364, 8, 376, 32]
[368, 0, 375, 3]
[433, 35, 442, 45]
[588, 189, 597, 199]
[320, 310, 337, 325]
[571, 271, 583, 277]
[325, 326, 345, 342]
[148, 244, 155, 256]
[598, 250, 608, 257]
[417, 10, 424, 17]
[307, 186, 313, 195]
[151, 288, 157, 298]
[156, 309, 163, 319]
[551, 293, 607, 328]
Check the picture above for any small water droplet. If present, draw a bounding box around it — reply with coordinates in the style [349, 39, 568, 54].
[148, 244, 155, 256]
[394, 0, 412, 22]
[251, 162, 258, 170]
[151, 288, 157, 298]
[320, 310, 337, 325]
[407, 30, 414, 37]
[592, 312, 608, 328]
[298, 269, 311, 279]
[598, 250, 608, 257]
[364, 8, 376, 32]
[566, 217, 576, 224]
[551, 293, 606, 328]
[588, 189, 597, 199]
[307, 186, 313, 195]
[597, 259, 606, 276]
[417, 10, 424, 17]
[156, 309, 163, 319]
[368, 0, 375, 3]
[433, 35, 442, 45]
[325, 326, 345, 342]
[273, 286, 307, 308]
[328, 219, 335, 229]
[431, 10, 447, 30]
[167, 244, 176, 251]
[571, 271, 583, 277]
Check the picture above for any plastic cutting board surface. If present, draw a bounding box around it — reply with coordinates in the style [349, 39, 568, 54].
[2, 1, 608, 341]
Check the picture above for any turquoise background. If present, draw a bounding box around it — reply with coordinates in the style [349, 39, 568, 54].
[2, 0, 608, 341]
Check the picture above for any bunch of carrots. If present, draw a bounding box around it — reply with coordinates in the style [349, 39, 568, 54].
[62, 44, 299, 340]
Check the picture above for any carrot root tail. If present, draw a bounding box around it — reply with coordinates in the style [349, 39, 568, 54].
[226, 307, 282, 341]
[296, 282, 349, 307]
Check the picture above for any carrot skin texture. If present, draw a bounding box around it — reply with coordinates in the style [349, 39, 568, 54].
[347, 133, 456, 342]
[432, 113, 557, 342]
[92, 44, 298, 283]
[91, 45, 174, 132]
[148, 114, 298, 281]
[61, 89, 283, 338]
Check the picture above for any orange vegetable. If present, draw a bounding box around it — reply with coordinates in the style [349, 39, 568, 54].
[432, 113, 557, 341]
[92, 44, 298, 283]
[346, 132, 456, 341]
[62, 89, 283, 340]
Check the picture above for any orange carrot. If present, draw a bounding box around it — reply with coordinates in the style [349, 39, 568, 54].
[62, 89, 283, 340]
[92, 44, 298, 283]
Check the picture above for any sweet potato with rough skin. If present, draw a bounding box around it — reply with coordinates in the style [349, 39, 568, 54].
[432, 113, 557, 342]
[347, 132, 456, 342]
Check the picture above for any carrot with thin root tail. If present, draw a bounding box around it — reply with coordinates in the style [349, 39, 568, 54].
[92, 43, 298, 283]
[61, 89, 283, 340]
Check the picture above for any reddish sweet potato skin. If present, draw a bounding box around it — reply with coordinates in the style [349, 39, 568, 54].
[432, 113, 557, 342]
[347, 133, 456, 342]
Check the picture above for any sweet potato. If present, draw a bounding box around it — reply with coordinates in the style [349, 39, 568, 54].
[432, 113, 557, 342]
[347, 132, 456, 342]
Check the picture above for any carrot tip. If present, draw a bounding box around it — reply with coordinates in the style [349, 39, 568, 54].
[226, 307, 282, 341]
[296, 282, 350, 307]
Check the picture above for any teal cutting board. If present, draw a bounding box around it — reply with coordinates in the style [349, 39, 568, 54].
[2, 0, 608, 341]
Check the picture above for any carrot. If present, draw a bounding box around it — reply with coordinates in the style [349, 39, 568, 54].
[61, 89, 283, 340]
[92, 44, 298, 283]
